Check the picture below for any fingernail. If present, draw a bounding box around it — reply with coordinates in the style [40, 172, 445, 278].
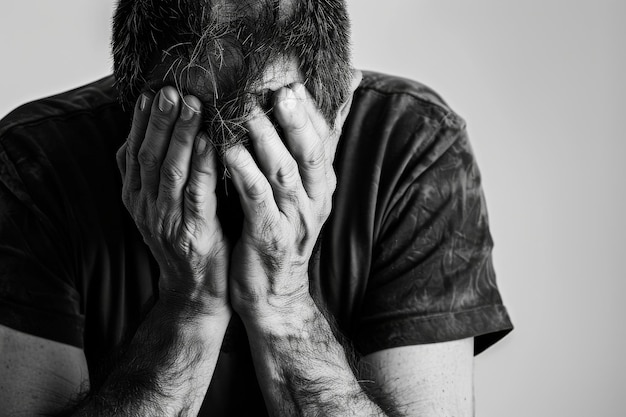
[139, 94, 148, 111]
[158, 90, 174, 112]
[281, 88, 297, 110]
[195, 136, 207, 154]
[291, 83, 306, 100]
[181, 102, 198, 121]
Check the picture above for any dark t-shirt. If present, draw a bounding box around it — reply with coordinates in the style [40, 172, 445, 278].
[0, 71, 512, 414]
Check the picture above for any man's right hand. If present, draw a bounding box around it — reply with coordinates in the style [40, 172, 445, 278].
[116, 86, 229, 315]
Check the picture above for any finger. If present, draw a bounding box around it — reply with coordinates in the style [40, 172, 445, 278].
[184, 132, 220, 223]
[245, 106, 304, 211]
[291, 84, 327, 139]
[116, 142, 127, 179]
[123, 93, 153, 197]
[138, 86, 180, 199]
[272, 87, 326, 201]
[292, 70, 362, 159]
[158, 95, 202, 211]
[223, 143, 279, 225]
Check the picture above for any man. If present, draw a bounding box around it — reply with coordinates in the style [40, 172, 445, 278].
[0, 0, 512, 415]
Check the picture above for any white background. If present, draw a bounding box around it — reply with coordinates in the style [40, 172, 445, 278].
[1, 1, 624, 416]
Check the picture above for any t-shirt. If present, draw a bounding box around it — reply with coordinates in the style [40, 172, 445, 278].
[0, 71, 513, 414]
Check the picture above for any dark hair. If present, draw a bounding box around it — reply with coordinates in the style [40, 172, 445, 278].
[112, 0, 352, 152]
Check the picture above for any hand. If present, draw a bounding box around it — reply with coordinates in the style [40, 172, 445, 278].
[224, 72, 362, 322]
[116, 87, 229, 315]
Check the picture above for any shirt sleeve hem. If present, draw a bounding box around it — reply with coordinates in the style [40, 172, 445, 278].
[355, 304, 513, 356]
[0, 299, 84, 348]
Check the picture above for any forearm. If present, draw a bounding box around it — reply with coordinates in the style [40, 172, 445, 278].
[242, 295, 387, 417]
[68, 299, 230, 416]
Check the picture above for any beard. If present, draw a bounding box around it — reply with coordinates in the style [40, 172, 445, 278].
[112, 0, 353, 154]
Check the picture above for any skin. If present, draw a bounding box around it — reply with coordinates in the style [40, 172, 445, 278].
[0, 67, 475, 416]
[223, 77, 388, 415]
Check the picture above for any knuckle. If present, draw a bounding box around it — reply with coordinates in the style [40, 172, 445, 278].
[320, 198, 333, 219]
[327, 171, 337, 193]
[126, 134, 142, 154]
[160, 160, 186, 185]
[259, 120, 278, 142]
[137, 148, 160, 170]
[171, 129, 192, 147]
[151, 112, 174, 131]
[290, 115, 309, 135]
[121, 184, 139, 210]
[303, 220, 317, 244]
[247, 116, 277, 147]
[185, 180, 207, 206]
[126, 140, 137, 158]
[304, 145, 325, 170]
[245, 174, 270, 201]
[116, 145, 126, 164]
[121, 188, 131, 208]
[276, 157, 299, 184]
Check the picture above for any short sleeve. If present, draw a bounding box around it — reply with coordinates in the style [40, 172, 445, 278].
[0, 127, 85, 348]
[355, 118, 512, 355]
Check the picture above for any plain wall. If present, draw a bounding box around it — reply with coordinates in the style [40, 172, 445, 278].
[1, 1, 624, 416]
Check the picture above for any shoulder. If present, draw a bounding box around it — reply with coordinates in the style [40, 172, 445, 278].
[339, 71, 469, 187]
[342, 71, 467, 168]
[0, 75, 123, 139]
[0, 76, 128, 205]
[354, 70, 465, 131]
[0, 75, 128, 177]
[358, 71, 450, 107]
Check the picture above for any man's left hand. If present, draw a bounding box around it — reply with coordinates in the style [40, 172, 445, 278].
[224, 74, 360, 324]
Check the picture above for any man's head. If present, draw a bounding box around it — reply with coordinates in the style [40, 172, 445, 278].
[112, 0, 353, 152]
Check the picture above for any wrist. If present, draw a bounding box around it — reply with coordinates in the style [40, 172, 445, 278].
[153, 297, 232, 348]
[159, 256, 230, 317]
[158, 284, 232, 320]
[236, 289, 317, 336]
